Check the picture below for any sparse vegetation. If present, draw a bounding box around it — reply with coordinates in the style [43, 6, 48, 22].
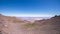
[24, 23, 37, 27]
[22, 23, 39, 30]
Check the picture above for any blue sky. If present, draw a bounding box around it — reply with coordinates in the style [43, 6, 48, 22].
[0, 0, 60, 17]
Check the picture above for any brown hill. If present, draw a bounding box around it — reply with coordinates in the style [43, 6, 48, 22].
[34, 15, 60, 34]
[0, 14, 25, 23]
[0, 14, 27, 34]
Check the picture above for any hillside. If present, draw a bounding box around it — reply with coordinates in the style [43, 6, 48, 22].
[0, 14, 28, 34]
[0, 14, 25, 23]
[34, 15, 60, 34]
[0, 14, 60, 34]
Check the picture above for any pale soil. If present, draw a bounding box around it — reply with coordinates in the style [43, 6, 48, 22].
[2, 22, 60, 34]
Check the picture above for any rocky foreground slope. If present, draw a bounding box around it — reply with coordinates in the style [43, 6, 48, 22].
[0, 14, 60, 34]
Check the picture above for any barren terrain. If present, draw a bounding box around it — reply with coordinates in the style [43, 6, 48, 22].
[0, 14, 60, 34]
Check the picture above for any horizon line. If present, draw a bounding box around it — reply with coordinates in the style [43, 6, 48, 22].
[0, 13, 54, 17]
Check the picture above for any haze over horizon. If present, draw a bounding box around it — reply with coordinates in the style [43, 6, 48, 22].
[0, 0, 60, 17]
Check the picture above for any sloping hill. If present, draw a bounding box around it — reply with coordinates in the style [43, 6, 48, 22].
[0, 14, 60, 34]
[0, 14, 25, 23]
[34, 15, 60, 34]
[0, 14, 28, 34]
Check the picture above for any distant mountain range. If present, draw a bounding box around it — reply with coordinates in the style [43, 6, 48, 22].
[0, 14, 51, 23]
[17, 17, 50, 22]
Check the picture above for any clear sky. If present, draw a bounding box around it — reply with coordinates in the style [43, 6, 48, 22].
[0, 0, 60, 17]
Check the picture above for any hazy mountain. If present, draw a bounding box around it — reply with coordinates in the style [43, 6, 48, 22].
[17, 17, 50, 22]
